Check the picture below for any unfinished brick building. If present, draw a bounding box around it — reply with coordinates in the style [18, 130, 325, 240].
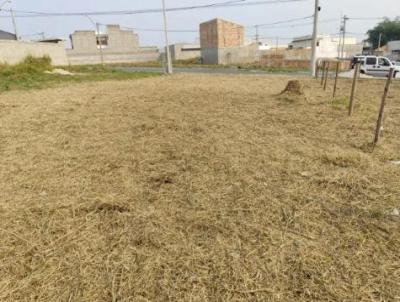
[67, 25, 159, 65]
[200, 18, 245, 64]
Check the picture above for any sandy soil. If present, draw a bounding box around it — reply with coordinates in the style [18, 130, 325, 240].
[0, 74, 399, 301]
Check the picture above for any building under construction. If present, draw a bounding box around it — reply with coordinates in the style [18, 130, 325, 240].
[67, 25, 159, 65]
[200, 18, 245, 64]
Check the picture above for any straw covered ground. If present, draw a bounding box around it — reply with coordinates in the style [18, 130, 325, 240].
[0, 74, 399, 301]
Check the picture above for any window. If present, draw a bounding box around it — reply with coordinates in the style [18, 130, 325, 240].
[366, 57, 377, 65]
[378, 58, 390, 66]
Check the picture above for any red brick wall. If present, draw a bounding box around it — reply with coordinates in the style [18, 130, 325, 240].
[260, 54, 351, 70]
[200, 19, 244, 49]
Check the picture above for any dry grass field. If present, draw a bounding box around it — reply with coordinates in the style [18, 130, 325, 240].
[0, 74, 399, 301]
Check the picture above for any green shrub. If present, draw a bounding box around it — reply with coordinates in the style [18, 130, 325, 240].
[16, 55, 52, 73]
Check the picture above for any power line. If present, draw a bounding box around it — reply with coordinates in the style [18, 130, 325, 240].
[253, 17, 338, 29]
[117, 25, 198, 33]
[0, 0, 307, 18]
[347, 17, 387, 21]
[115, 15, 315, 32]
[113, 16, 338, 34]
[255, 15, 313, 27]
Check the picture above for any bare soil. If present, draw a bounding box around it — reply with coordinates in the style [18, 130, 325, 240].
[0, 74, 399, 301]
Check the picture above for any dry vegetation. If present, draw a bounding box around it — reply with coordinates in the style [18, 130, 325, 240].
[0, 74, 399, 301]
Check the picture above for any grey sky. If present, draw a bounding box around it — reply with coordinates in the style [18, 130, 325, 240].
[0, 0, 398, 47]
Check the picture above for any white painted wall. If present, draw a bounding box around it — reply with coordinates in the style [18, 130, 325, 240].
[388, 41, 400, 53]
[290, 35, 362, 59]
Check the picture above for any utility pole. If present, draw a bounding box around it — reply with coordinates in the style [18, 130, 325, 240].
[337, 15, 343, 58]
[162, 0, 173, 74]
[275, 36, 279, 55]
[96, 23, 105, 66]
[340, 15, 349, 59]
[84, 16, 104, 66]
[377, 32, 383, 54]
[0, 1, 18, 40]
[255, 25, 259, 43]
[310, 0, 320, 77]
[10, 8, 19, 40]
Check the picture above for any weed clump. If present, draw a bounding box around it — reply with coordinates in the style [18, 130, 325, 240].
[0, 55, 52, 75]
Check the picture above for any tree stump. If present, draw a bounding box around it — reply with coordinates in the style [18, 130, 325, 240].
[280, 80, 304, 96]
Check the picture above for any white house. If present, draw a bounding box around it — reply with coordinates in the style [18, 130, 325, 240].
[289, 34, 362, 59]
[387, 41, 400, 60]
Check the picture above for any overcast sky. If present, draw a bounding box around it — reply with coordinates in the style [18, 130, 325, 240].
[0, 0, 398, 47]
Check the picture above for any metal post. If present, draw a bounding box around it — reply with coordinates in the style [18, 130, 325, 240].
[310, 0, 320, 76]
[315, 60, 320, 79]
[320, 61, 326, 86]
[349, 63, 360, 116]
[324, 61, 330, 91]
[374, 68, 395, 146]
[333, 61, 340, 97]
[162, 0, 173, 74]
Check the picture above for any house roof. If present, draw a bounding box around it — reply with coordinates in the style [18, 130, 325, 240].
[0, 29, 16, 40]
[36, 38, 64, 43]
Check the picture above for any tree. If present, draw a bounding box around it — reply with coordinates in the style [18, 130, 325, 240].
[367, 18, 400, 49]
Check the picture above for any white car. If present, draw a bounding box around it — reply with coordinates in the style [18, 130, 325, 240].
[360, 56, 400, 78]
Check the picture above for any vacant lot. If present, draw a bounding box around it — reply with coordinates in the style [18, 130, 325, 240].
[0, 74, 399, 301]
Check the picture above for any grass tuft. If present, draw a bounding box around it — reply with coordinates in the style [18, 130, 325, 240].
[331, 97, 349, 110]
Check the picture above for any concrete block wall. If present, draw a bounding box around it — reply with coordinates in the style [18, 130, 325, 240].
[70, 31, 98, 53]
[201, 48, 219, 65]
[106, 25, 139, 52]
[169, 44, 200, 61]
[66, 47, 159, 65]
[260, 55, 310, 69]
[68, 24, 153, 65]
[0, 40, 69, 66]
[217, 44, 262, 65]
[70, 25, 139, 54]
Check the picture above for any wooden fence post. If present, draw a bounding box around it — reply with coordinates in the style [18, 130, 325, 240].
[324, 61, 330, 91]
[373, 68, 395, 146]
[333, 61, 340, 97]
[348, 63, 360, 116]
[316, 60, 320, 79]
[320, 61, 326, 86]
